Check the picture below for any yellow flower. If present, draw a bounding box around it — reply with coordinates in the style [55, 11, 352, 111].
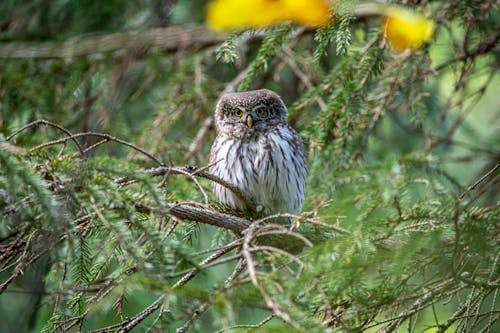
[383, 7, 435, 52]
[206, 0, 331, 31]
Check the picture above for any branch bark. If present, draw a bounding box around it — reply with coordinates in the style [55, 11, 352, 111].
[168, 203, 250, 235]
[0, 25, 226, 59]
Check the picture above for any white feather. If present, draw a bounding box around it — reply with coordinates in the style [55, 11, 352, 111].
[210, 125, 306, 215]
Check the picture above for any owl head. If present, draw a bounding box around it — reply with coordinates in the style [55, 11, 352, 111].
[214, 89, 288, 137]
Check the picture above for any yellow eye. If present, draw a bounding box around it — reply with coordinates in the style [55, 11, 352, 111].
[255, 107, 266, 116]
[233, 109, 243, 117]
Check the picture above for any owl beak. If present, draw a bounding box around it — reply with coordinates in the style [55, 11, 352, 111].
[246, 115, 253, 128]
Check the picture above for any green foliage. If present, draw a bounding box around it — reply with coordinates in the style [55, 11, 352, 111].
[239, 25, 292, 90]
[215, 31, 245, 63]
[1, 0, 499, 332]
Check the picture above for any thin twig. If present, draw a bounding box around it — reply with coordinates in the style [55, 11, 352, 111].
[224, 258, 245, 288]
[250, 245, 305, 272]
[460, 163, 499, 199]
[28, 132, 163, 166]
[148, 166, 257, 213]
[175, 302, 211, 333]
[241, 219, 303, 330]
[213, 315, 274, 333]
[172, 239, 241, 288]
[167, 167, 210, 207]
[81, 138, 109, 155]
[375, 281, 463, 333]
[165, 253, 241, 279]
[433, 31, 500, 72]
[6, 119, 84, 155]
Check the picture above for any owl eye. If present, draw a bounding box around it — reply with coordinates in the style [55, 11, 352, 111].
[233, 109, 243, 117]
[255, 106, 267, 117]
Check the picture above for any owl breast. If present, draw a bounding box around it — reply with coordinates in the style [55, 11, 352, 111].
[210, 124, 306, 216]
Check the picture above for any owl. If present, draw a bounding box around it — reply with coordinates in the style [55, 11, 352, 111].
[209, 89, 307, 219]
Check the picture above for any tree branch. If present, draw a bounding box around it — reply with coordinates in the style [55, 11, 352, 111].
[148, 165, 258, 213]
[0, 25, 226, 59]
[168, 203, 250, 235]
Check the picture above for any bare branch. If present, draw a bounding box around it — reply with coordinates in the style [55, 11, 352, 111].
[241, 219, 303, 330]
[168, 202, 250, 234]
[173, 239, 241, 288]
[6, 119, 84, 155]
[0, 25, 226, 59]
[28, 131, 163, 166]
[460, 163, 499, 199]
[148, 166, 257, 213]
[213, 315, 274, 333]
[89, 296, 165, 333]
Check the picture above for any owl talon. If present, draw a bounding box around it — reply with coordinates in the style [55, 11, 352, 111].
[291, 217, 301, 229]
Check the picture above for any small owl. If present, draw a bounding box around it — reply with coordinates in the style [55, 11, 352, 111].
[209, 89, 307, 218]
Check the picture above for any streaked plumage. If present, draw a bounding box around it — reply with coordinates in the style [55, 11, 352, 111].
[209, 89, 306, 217]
